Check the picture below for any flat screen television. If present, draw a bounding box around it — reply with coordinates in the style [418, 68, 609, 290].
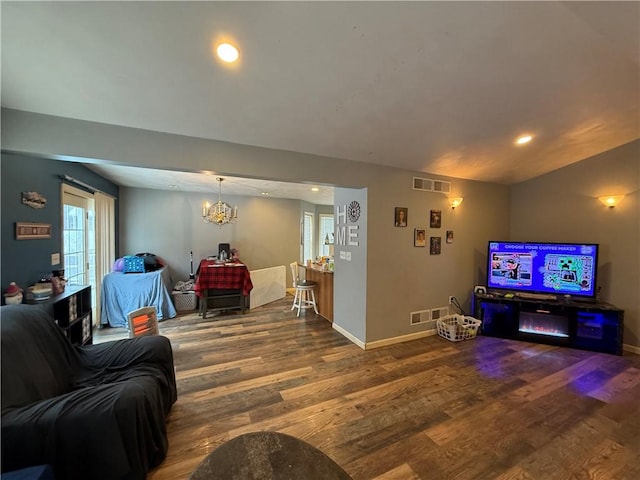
[486, 241, 599, 298]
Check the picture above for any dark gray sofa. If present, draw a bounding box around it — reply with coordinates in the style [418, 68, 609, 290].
[1, 303, 177, 479]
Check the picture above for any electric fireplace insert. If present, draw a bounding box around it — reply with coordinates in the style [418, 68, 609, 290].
[473, 295, 624, 355]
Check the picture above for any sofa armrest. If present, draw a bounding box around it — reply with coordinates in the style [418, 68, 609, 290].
[77, 335, 174, 370]
[74, 335, 177, 412]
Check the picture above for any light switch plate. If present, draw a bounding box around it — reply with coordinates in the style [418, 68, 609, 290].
[51, 253, 60, 265]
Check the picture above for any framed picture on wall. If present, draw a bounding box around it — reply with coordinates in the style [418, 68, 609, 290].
[446, 230, 454, 243]
[430, 210, 441, 228]
[15, 222, 51, 240]
[394, 207, 408, 227]
[430, 236, 441, 255]
[414, 228, 426, 247]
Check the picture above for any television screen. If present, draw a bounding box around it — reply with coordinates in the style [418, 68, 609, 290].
[487, 241, 598, 298]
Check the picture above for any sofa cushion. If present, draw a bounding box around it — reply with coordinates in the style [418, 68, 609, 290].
[1, 304, 79, 412]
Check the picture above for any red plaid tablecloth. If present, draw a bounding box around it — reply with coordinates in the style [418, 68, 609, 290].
[194, 260, 253, 297]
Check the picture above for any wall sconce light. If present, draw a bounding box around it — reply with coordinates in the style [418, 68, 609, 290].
[449, 197, 464, 209]
[598, 195, 625, 208]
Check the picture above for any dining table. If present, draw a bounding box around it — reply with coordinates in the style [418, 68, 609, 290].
[194, 259, 253, 317]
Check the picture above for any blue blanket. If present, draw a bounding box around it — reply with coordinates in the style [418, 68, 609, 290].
[100, 267, 177, 327]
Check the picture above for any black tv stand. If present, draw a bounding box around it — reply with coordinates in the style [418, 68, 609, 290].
[473, 293, 624, 355]
[513, 292, 558, 301]
[567, 296, 599, 304]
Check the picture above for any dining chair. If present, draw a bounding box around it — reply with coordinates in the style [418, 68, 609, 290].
[289, 262, 318, 317]
[127, 306, 159, 338]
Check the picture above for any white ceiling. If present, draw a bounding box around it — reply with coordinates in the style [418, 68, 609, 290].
[1, 1, 638, 201]
[84, 164, 336, 204]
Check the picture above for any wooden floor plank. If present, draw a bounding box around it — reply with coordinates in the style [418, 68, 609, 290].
[371, 463, 421, 480]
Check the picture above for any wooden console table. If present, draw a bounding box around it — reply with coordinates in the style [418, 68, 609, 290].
[303, 266, 334, 322]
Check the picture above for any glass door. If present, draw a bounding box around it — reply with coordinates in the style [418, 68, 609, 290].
[63, 186, 96, 316]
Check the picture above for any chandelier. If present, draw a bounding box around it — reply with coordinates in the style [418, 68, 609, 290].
[202, 177, 237, 226]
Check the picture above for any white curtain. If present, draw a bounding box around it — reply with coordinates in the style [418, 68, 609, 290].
[94, 192, 116, 326]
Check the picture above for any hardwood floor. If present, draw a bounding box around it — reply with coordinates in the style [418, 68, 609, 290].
[118, 297, 640, 480]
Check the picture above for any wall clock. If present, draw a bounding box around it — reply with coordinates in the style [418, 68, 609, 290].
[348, 201, 361, 222]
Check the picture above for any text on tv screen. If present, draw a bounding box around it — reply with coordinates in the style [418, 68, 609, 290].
[487, 241, 598, 297]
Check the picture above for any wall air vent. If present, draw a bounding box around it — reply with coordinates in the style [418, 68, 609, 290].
[433, 180, 451, 194]
[413, 177, 434, 192]
[411, 307, 451, 326]
[431, 306, 450, 321]
[413, 177, 451, 194]
[410, 309, 431, 325]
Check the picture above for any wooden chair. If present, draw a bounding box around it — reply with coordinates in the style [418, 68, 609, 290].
[289, 262, 318, 317]
[127, 306, 159, 338]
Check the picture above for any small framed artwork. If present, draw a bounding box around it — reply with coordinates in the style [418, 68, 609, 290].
[446, 230, 454, 244]
[15, 222, 52, 240]
[430, 210, 442, 228]
[394, 207, 408, 227]
[21, 191, 47, 209]
[414, 228, 426, 247]
[430, 236, 441, 255]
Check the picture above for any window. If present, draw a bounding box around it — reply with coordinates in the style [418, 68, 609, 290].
[302, 212, 314, 263]
[319, 214, 334, 257]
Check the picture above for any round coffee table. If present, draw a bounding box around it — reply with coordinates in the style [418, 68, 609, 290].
[189, 431, 352, 479]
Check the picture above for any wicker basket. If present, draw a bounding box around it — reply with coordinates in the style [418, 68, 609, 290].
[437, 314, 482, 342]
[171, 290, 198, 311]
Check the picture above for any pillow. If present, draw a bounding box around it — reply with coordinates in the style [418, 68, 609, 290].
[113, 257, 124, 272]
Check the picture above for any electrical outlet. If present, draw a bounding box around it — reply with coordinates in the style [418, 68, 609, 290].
[449, 296, 455, 305]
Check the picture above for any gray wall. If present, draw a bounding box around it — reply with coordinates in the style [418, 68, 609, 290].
[119, 187, 303, 286]
[510, 140, 639, 347]
[334, 187, 368, 343]
[0, 153, 119, 293]
[363, 170, 510, 342]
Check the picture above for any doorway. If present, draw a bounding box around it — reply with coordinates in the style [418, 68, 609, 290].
[62, 184, 96, 319]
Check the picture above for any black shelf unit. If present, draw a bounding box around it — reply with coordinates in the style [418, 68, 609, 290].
[472, 293, 623, 355]
[32, 285, 93, 346]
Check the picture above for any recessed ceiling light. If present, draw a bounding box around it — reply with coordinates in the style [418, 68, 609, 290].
[216, 43, 239, 63]
[515, 134, 533, 145]
[261, 192, 269, 196]
[311, 187, 320, 192]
